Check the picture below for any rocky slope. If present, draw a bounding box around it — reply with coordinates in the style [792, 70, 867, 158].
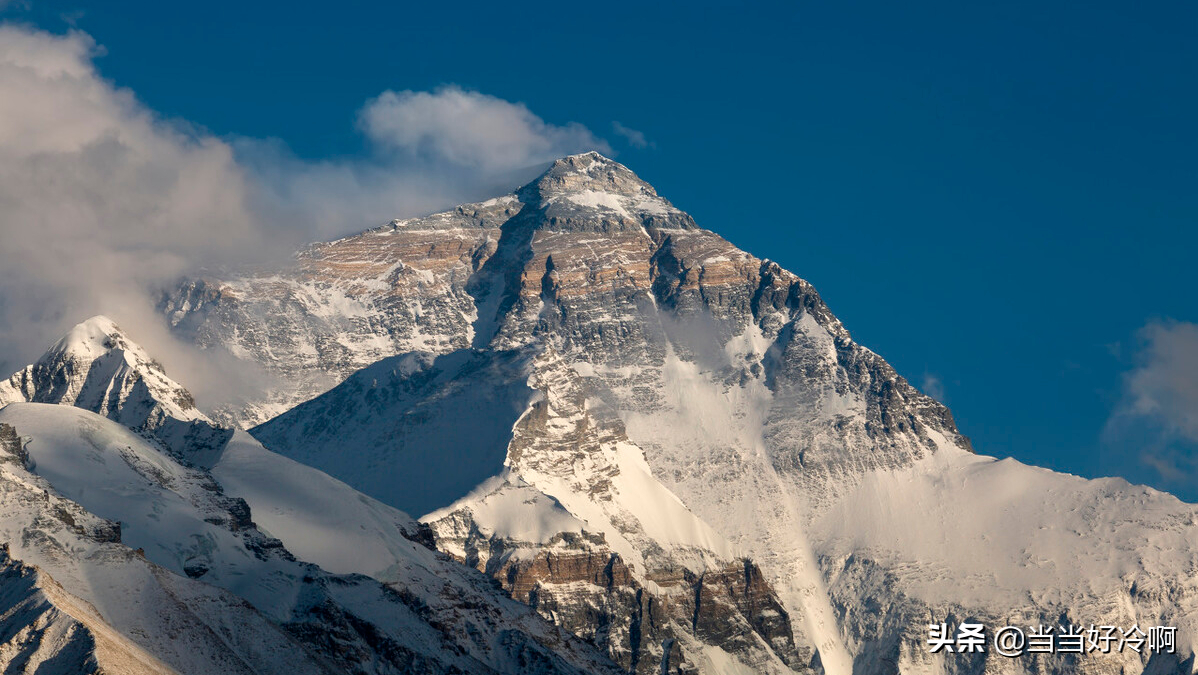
[0, 318, 626, 675]
[153, 152, 1198, 674]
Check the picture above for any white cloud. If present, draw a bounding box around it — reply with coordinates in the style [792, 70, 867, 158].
[1105, 320, 1198, 487]
[0, 26, 608, 407]
[360, 85, 610, 170]
[0, 26, 277, 384]
[230, 135, 476, 243]
[612, 121, 652, 149]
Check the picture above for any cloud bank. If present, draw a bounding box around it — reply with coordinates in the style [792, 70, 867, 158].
[0, 25, 608, 397]
[0, 25, 272, 383]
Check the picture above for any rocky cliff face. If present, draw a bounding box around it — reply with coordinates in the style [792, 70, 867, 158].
[161, 152, 1197, 675]
[159, 197, 516, 427]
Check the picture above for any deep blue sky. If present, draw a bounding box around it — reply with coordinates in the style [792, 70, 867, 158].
[8, 1, 1197, 496]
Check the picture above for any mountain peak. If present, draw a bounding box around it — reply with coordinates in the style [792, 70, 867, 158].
[39, 315, 171, 391]
[72, 314, 119, 330]
[561, 149, 615, 164]
[528, 152, 651, 198]
[512, 152, 695, 232]
[0, 315, 208, 429]
[548, 150, 622, 174]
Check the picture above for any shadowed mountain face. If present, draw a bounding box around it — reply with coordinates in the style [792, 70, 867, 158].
[156, 153, 1198, 675]
[252, 348, 533, 516]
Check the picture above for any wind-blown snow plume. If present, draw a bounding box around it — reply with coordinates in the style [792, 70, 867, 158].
[360, 86, 611, 170]
[0, 24, 608, 402]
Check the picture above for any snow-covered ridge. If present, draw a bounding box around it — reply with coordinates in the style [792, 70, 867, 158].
[0, 543, 179, 675]
[0, 409, 345, 675]
[0, 321, 628, 675]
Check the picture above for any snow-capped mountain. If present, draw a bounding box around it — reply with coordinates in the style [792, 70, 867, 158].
[0, 317, 626, 675]
[5, 153, 1195, 674]
[0, 315, 230, 458]
[0, 316, 199, 423]
[156, 152, 1198, 674]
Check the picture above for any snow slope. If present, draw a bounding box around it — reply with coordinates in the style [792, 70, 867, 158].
[0, 545, 178, 675]
[0, 410, 341, 675]
[196, 429, 430, 580]
[810, 449, 1198, 673]
[251, 349, 534, 517]
[0, 402, 624, 675]
[815, 450, 1198, 610]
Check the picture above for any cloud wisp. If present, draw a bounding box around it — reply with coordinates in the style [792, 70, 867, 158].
[0, 24, 608, 401]
[921, 373, 946, 402]
[1104, 320, 1198, 494]
[612, 121, 652, 149]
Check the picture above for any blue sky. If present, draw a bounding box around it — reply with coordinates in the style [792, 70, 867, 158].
[3, 1, 1196, 498]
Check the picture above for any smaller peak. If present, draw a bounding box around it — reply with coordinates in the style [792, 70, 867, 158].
[13, 314, 210, 427]
[50, 315, 131, 361]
